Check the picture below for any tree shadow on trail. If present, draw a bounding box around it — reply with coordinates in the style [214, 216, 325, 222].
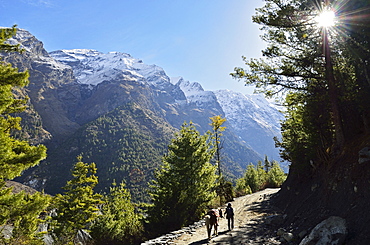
[188, 230, 229, 244]
[187, 192, 283, 244]
[209, 197, 282, 244]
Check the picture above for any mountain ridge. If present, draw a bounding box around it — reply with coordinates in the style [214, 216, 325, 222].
[48, 42, 284, 161]
[3, 28, 284, 201]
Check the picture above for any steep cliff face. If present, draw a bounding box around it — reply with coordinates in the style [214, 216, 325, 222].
[4, 29, 283, 201]
[4, 29, 80, 145]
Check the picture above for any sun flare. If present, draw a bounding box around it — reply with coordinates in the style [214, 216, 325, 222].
[316, 9, 336, 27]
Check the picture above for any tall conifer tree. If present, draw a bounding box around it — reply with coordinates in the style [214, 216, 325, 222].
[147, 122, 217, 235]
[51, 156, 102, 244]
[90, 181, 144, 245]
[232, 0, 370, 168]
[0, 26, 49, 244]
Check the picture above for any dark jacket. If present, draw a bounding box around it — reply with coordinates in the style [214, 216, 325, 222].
[225, 206, 234, 219]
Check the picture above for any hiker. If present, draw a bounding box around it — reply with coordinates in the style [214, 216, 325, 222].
[218, 208, 223, 218]
[225, 203, 234, 230]
[205, 209, 218, 239]
[209, 209, 219, 226]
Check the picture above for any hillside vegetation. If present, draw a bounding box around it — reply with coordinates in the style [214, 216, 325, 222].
[33, 103, 175, 202]
[1, 28, 275, 201]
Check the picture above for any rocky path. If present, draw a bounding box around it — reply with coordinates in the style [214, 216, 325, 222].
[174, 188, 281, 244]
[142, 188, 282, 245]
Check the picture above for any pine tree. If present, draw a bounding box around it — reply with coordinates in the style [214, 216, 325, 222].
[231, 0, 370, 167]
[147, 122, 217, 235]
[51, 156, 102, 244]
[3, 191, 51, 245]
[0, 26, 47, 188]
[264, 155, 271, 172]
[0, 26, 49, 244]
[242, 160, 286, 193]
[267, 161, 286, 188]
[235, 177, 252, 196]
[90, 181, 144, 245]
[243, 163, 260, 193]
[243, 161, 267, 193]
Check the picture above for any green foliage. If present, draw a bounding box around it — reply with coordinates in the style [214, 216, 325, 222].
[243, 162, 266, 193]
[267, 161, 287, 188]
[90, 181, 144, 245]
[146, 122, 217, 235]
[239, 157, 286, 193]
[0, 188, 51, 245]
[0, 26, 48, 244]
[0, 26, 47, 182]
[0, 26, 22, 53]
[215, 176, 234, 204]
[235, 178, 252, 197]
[51, 156, 102, 244]
[232, 0, 370, 171]
[274, 92, 328, 167]
[231, 0, 327, 97]
[38, 103, 174, 203]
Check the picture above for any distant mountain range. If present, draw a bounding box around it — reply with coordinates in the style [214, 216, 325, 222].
[3, 29, 284, 202]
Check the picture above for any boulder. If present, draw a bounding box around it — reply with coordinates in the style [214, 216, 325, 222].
[299, 216, 347, 245]
[265, 214, 285, 226]
[282, 232, 294, 242]
[359, 146, 370, 164]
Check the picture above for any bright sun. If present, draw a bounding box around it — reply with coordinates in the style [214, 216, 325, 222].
[316, 10, 336, 27]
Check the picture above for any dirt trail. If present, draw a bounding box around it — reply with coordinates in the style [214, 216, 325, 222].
[172, 188, 281, 244]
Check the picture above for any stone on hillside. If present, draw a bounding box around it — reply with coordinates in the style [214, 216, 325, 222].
[0, 225, 13, 239]
[282, 232, 294, 242]
[299, 216, 347, 245]
[75, 229, 92, 244]
[298, 230, 308, 239]
[359, 146, 370, 164]
[265, 214, 285, 226]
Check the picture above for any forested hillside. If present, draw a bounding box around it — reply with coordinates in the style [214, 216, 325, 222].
[0, 28, 286, 202]
[31, 103, 175, 202]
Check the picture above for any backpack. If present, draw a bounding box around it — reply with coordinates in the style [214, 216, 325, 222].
[226, 206, 234, 218]
[208, 210, 217, 223]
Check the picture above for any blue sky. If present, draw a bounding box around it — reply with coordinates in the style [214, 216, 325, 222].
[2, 0, 266, 94]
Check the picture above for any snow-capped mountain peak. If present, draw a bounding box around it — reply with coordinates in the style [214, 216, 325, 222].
[176, 78, 204, 97]
[214, 90, 284, 161]
[5, 28, 70, 71]
[50, 49, 170, 88]
[214, 90, 283, 132]
[173, 77, 221, 109]
[49, 49, 102, 62]
[9, 28, 284, 163]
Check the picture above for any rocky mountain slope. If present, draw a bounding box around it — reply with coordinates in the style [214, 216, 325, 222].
[3, 28, 283, 201]
[214, 90, 284, 163]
